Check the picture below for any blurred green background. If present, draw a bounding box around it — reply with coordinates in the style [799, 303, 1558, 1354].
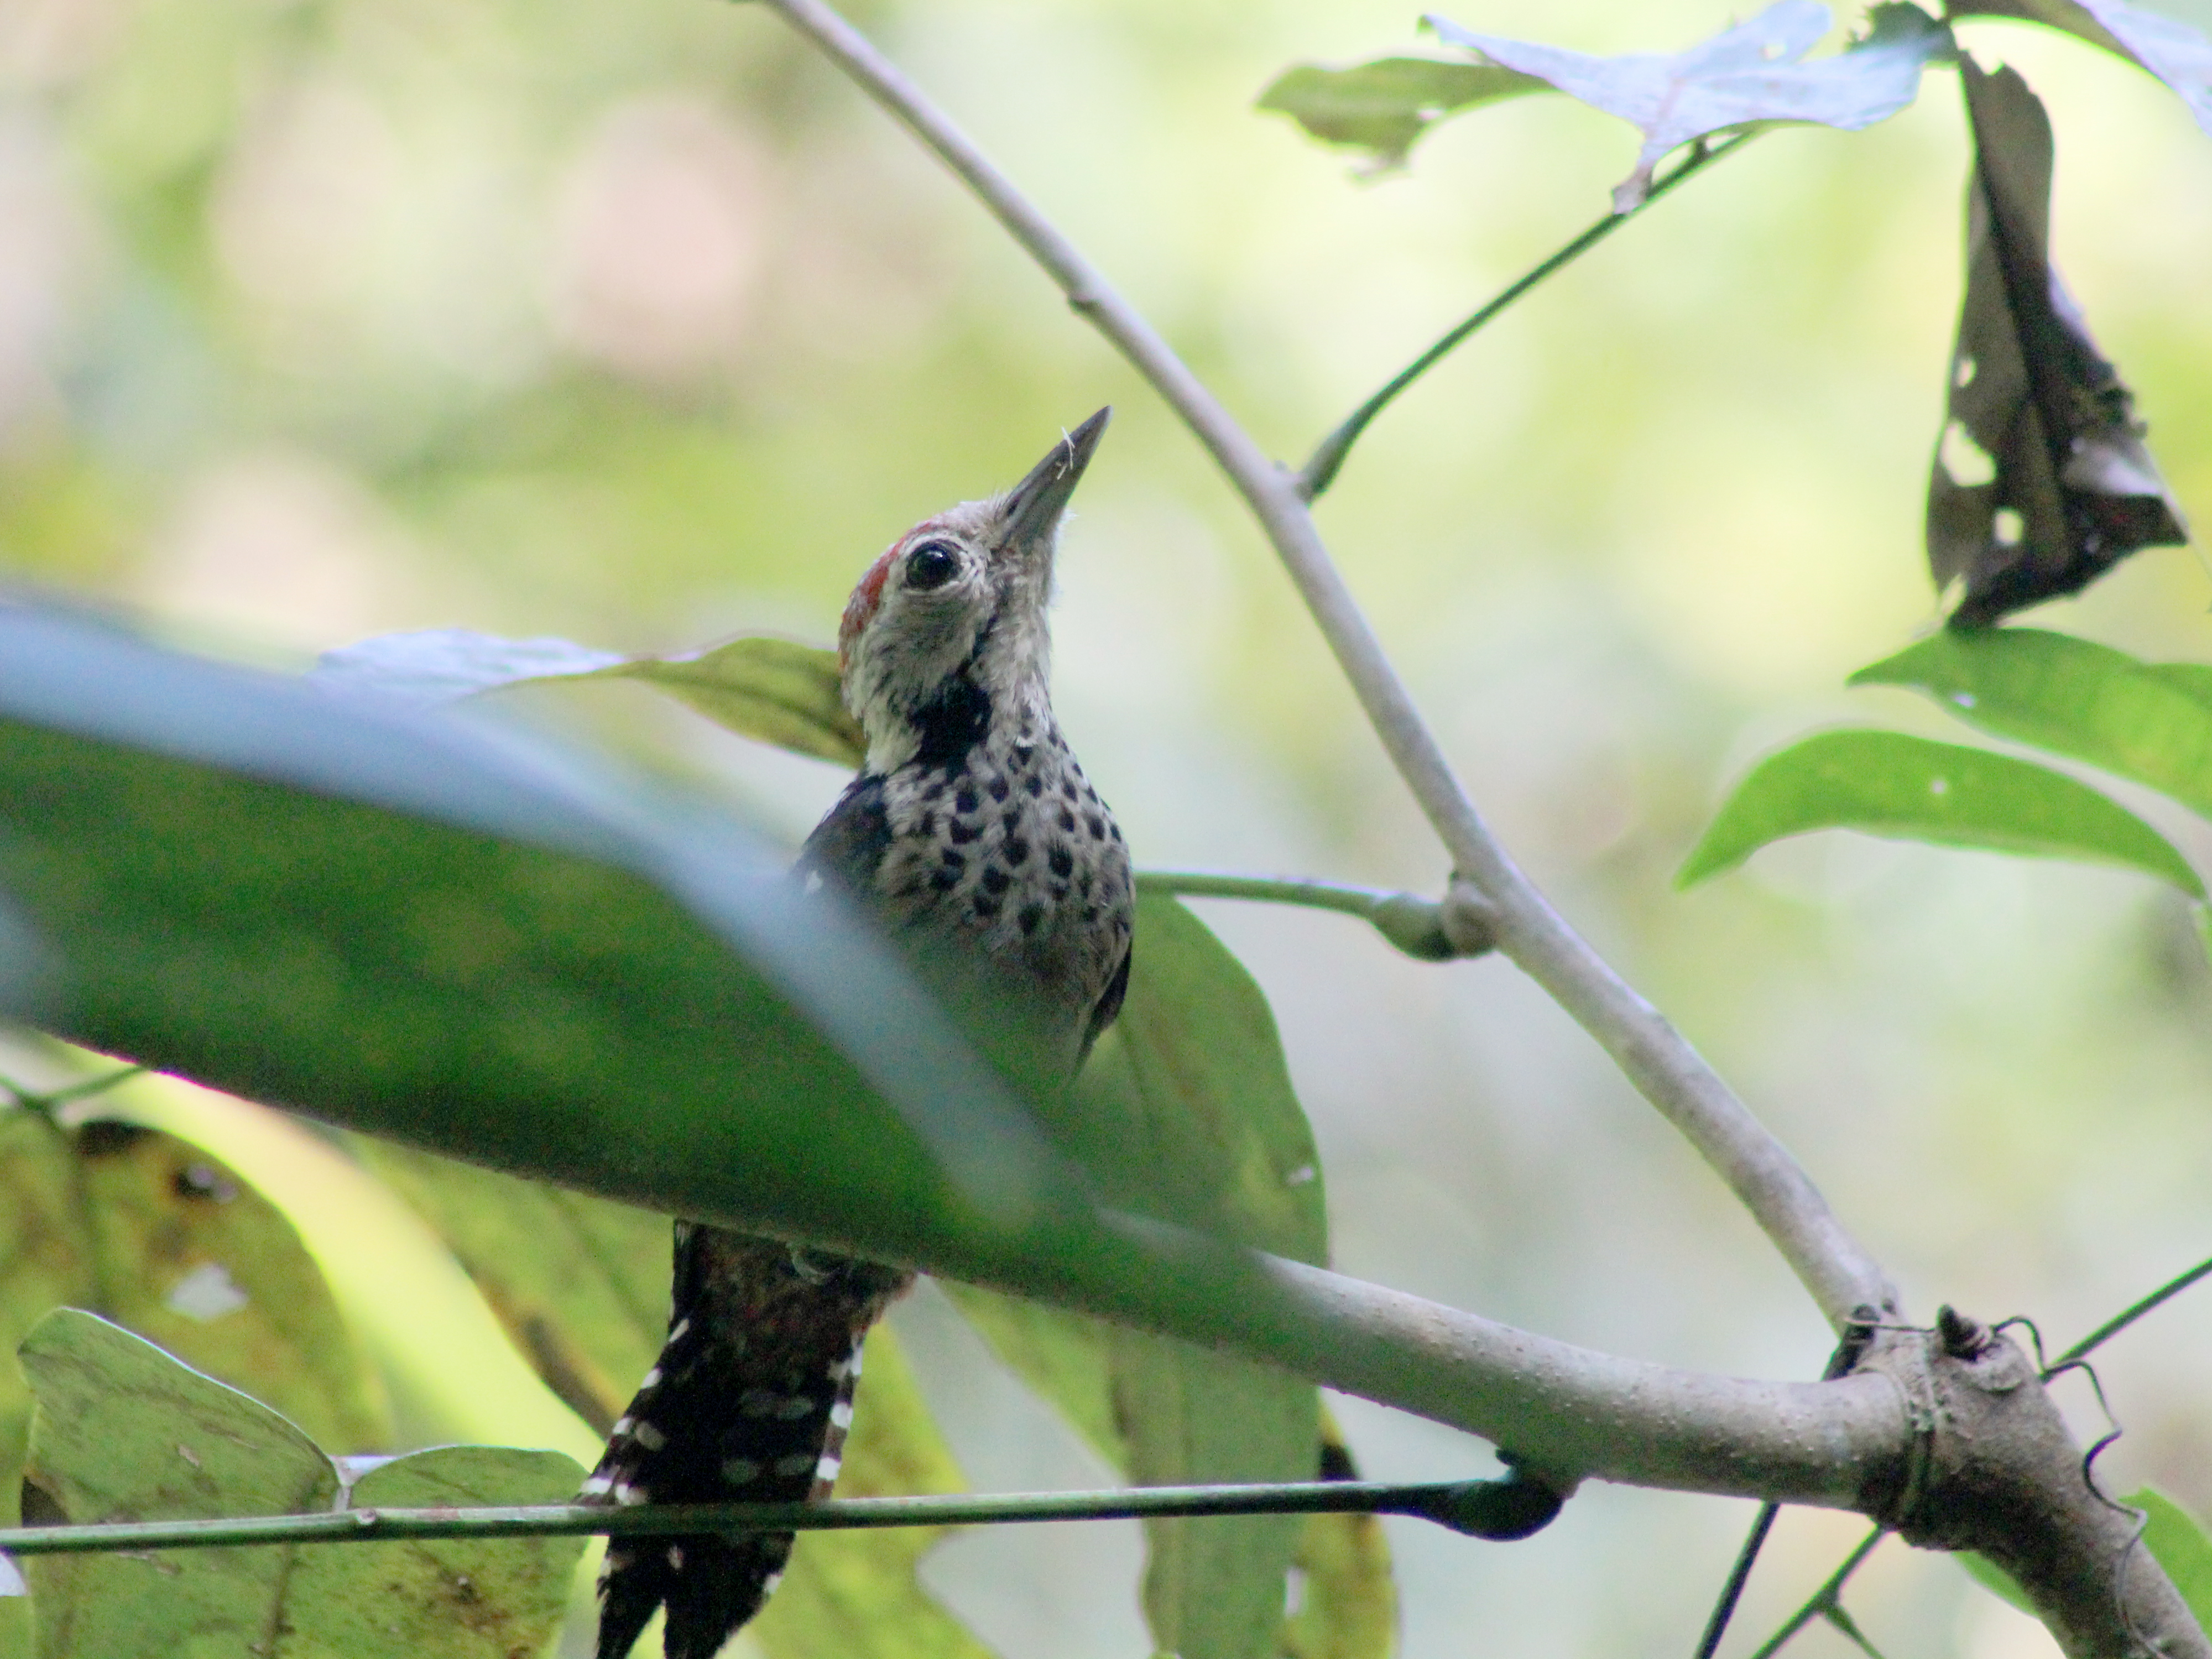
[3, 0, 2211, 1653]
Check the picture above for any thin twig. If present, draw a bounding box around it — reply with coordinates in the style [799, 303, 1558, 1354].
[1746, 1526, 1885, 1659]
[1297, 132, 1755, 500]
[2050, 1253, 2212, 1371]
[1135, 869, 1486, 959]
[0, 1477, 1530, 1557]
[759, 0, 1893, 1328]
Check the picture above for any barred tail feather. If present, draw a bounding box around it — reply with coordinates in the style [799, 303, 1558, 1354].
[584, 1222, 913, 1659]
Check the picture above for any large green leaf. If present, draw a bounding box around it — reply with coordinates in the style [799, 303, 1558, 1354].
[0, 598, 1107, 1293]
[1853, 628, 2212, 822]
[1677, 728, 2201, 895]
[315, 627, 864, 766]
[359, 1146, 998, 1658]
[20, 1308, 584, 1658]
[20, 1308, 338, 1659]
[951, 896, 1370, 1659]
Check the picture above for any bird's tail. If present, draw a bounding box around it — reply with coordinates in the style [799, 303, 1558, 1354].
[584, 1222, 913, 1659]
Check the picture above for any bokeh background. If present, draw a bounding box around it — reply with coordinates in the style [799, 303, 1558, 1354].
[5, 0, 2212, 1653]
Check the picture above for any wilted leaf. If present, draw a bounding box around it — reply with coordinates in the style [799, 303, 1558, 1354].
[1947, 0, 2212, 135]
[1426, 1, 1951, 208]
[1254, 57, 1543, 168]
[952, 896, 1346, 1659]
[1852, 627, 2212, 821]
[285, 1446, 589, 1659]
[20, 1308, 339, 1659]
[1929, 61, 2187, 625]
[315, 627, 864, 766]
[1676, 727, 2200, 894]
[752, 1324, 997, 1659]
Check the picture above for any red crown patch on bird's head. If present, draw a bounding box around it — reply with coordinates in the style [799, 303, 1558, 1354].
[838, 545, 896, 672]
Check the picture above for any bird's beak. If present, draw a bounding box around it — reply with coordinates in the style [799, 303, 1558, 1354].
[1001, 407, 1110, 545]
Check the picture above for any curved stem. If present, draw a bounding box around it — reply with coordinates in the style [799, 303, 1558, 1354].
[1135, 869, 1486, 959]
[759, 0, 1894, 1328]
[1297, 132, 1754, 500]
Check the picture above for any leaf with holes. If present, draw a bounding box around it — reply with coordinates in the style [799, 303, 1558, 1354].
[1946, 0, 2212, 136]
[1852, 628, 2212, 821]
[1255, 57, 1545, 168]
[1426, 1, 1951, 208]
[1928, 61, 2187, 625]
[0, 1106, 386, 1553]
[1677, 728, 2200, 893]
[316, 627, 864, 766]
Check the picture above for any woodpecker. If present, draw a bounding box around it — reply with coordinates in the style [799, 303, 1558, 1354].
[586, 409, 1135, 1659]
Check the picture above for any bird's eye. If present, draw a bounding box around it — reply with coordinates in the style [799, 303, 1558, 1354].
[903, 540, 961, 592]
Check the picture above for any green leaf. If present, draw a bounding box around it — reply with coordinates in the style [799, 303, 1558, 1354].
[353, 1141, 669, 1432]
[1254, 57, 1543, 168]
[1851, 628, 2212, 822]
[19, 1308, 339, 1659]
[1960, 1489, 2212, 1632]
[951, 896, 1350, 1659]
[1957, 1548, 2036, 1612]
[0, 1106, 387, 1554]
[20, 1308, 587, 1659]
[1427, 1, 1952, 208]
[2133, 1488, 2212, 1634]
[753, 1324, 995, 1659]
[1677, 728, 2201, 894]
[358, 1147, 1000, 1658]
[315, 627, 864, 767]
[284, 1446, 589, 1659]
[0, 598, 1109, 1298]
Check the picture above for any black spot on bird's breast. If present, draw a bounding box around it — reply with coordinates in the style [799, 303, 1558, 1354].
[911, 673, 993, 768]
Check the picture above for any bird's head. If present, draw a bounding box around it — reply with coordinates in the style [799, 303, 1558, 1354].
[838, 408, 1109, 773]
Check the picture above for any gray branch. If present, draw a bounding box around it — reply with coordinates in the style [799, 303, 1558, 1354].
[757, 0, 1892, 1329]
